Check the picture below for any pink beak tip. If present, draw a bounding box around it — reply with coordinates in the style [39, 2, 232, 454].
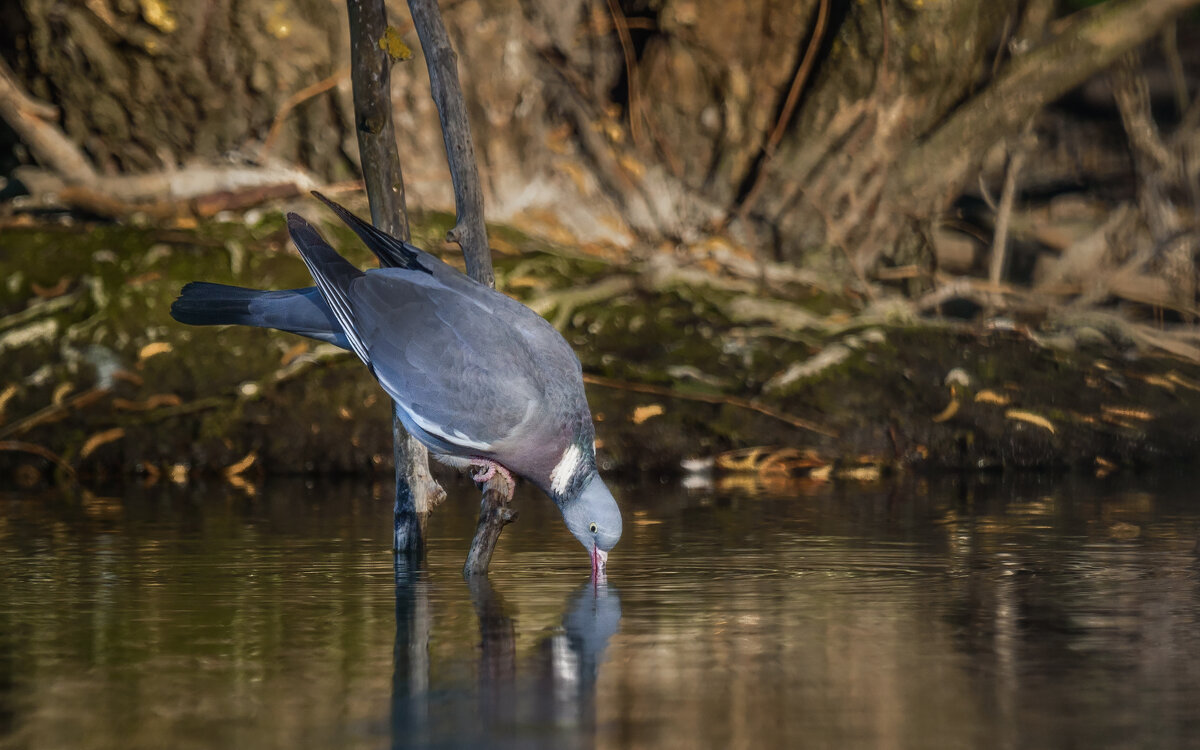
[591, 546, 608, 576]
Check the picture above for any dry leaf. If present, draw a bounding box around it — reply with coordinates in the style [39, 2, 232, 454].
[715, 446, 772, 472]
[974, 390, 1010, 405]
[1005, 409, 1056, 434]
[280, 342, 310, 366]
[1135, 374, 1175, 392]
[1166, 372, 1200, 392]
[52, 382, 74, 405]
[932, 398, 960, 423]
[139, 341, 174, 361]
[80, 428, 125, 459]
[113, 391, 183, 410]
[31, 277, 71, 298]
[1100, 405, 1153, 422]
[631, 404, 664, 424]
[0, 383, 17, 423]
[224, 451, 257, 478]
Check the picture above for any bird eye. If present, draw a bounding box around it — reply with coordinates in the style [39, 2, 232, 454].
[588, 522, 598, 534]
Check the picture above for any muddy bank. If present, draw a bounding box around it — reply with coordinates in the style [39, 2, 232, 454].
[4, 208, 1200, 491]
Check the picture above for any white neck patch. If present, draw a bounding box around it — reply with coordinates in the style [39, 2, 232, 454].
[549, 443, 583, 495]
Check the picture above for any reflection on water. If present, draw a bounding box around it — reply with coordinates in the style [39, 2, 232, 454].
[390, 559, 621, 749]
[2, 473, 1200, 749]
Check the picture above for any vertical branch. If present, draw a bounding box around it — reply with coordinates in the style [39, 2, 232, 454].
[346, 0, 440, 552]
[405, 0, 512, 576]
[463, 487, 518, 577]
[989, 130, 1030, 293]
[406, 0, 494, 289]
[347, 0, 410, 240]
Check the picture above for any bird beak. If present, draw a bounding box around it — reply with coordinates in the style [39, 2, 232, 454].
[591, 545, 608, 577]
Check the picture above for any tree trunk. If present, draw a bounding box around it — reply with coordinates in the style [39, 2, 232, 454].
[1, 0, 355, 178]
[3, 0, 1198, 283]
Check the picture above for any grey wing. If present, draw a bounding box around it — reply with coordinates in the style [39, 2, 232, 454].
[350, 270, 549, 455]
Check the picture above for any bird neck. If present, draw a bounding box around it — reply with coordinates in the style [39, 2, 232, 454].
[546, 439, 596, 506]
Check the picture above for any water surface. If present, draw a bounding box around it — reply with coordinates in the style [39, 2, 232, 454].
[2, 473, 1199, 749]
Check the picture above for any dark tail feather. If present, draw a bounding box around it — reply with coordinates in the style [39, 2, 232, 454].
[286, 213, 371, 362]
[310, 191, 431, 273]
[170, 282, 259, 327]
[170, 280, 350, 349]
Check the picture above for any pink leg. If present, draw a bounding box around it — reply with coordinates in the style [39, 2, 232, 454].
[471, 459, 515, 498]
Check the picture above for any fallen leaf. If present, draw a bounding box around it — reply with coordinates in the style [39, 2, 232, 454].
[715, 447, 772, 472]
[974, 390, 1010, 405]
[0, 383, 17, 423]
[1005, 409, 1056, 434]
[280, 342, 310, 366]
[224, 451, 257, 478]
[1166, 371, 1200, 392]
[31, 277, 71, 298]
[631, 403, 664, 424]
[52, 383, 74, 405]
[80, 428, 125, 459]
[127, 270, 163, 286]
[138, 341, 174, 361]
[759, 448, 824, 477]
[112, 393, 183, 411]
[932, 398, 961, 423]
[1100, 405, 1153, 422]
[1135, 374, 1175, 392]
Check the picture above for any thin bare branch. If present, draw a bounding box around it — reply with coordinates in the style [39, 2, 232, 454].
[407, 0, 493, 288]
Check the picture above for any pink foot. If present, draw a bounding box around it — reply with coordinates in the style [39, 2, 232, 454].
[471, 459, 515, 497]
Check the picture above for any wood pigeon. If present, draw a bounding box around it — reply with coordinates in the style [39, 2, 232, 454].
[171, 194, 622, 572]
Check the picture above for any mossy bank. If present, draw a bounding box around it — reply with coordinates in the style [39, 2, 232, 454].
[5, 207, 1200, 491]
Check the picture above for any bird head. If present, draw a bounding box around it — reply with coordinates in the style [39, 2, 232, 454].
[561, 474, 622, 575]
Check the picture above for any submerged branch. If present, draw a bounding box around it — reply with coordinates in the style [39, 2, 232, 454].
[406, 0, 506, 574]
[346, 0, 436, 552]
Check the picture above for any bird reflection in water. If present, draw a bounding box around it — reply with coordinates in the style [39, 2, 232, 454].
[391, 556, 622, 749]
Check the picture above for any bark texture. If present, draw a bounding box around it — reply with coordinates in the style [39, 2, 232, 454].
[0, 0, 354, 177]
[3, 0, 1199, 275]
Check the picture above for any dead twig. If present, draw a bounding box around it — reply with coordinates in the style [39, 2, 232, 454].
[0, 56, 96, 182]
[408, 0, 494, 287]
[0, 388, 111, 440]
[259, 67, 351, 160]
[604, 0, 646, 154]
[734, 0, 829, 223]
[0, 440, 78, 483]
[988, 127, 1033, 292]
